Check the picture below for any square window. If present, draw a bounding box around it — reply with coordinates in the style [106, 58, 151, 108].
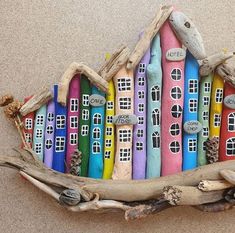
[119, 129, 131, 142]
[70, 133, 78, 145]
[106, 115, 113, 124]
[104, 151, 111, 159]
[136, 142, 143, 151]
[56, 115, 66, 129]
[70, 98, 79, 112]
[70, 116, 78, 128]
[138, 91, 144, 99]
[106, 127, 113, 136]
[107, 101, 114, 110]
[202, 127, 209, 137]
[55, 137, 65, 152]
[105, 139, 112, 147]
[119, 98, 131, 110]
[117, 78, 131, 91]
[119, 148, 131, 162]
[138, 63, 146, 73]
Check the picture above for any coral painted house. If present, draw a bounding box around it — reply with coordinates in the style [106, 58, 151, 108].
[66, 74, 80, 172]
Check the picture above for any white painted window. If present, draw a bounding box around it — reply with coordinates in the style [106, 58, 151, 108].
[204, 82, 211, 93]
[82, 109, 89, 121]
[47, 113, 54, 122]
[36, 115, 44, 126]
[138, 63, 146, 73]
[56, 115, 66, 129]
[203, 96, 210, 106]
[203, 111, 209, 121]
[189, 99, 198, 112]
[171, 105, 182, 118]
[228, 113, 235, 131]
[106, 127, 113, 136]
[93, 141, 100, 154]
[214, 114, 221, 127]
[93, 113, 102, 125]
[70, 133, 78, 145]
[171, 87, 182, 99]
[46, 125, 53, 134]
[107, 101, 114, 110]
[189, 79, 198, 93]
[152, 109, 160, 126]
[138, 116, 144, 125]
[117, 78, 131, 91]
[215, 88, 223, 103]
[106, 115, 113, 124]
[188, 139, 197, 152]
[24, 133, 31, 143]
[45, 139, 53, 150]
[93, 127, 100, 139]
[171, 68, 182, 80]
[119, 148, 131, 162]
[81, 125, 89, 136]
[170, 123, 180, 136]
[138, 103, 144, 113]
[169, 141, 180, 153]
[70, 98, 79, 112]
[138, 91, 144, 99]
[105, 139, 112, 147]
[82, 94, 89, 106]
[138, 76, 145, 86]
[152, 132, 160, 148]
[226, 138, 235, 156]
[36, 129, 43, 138]
[151, 86, 160, 101]
[70, 116, 78, 129]
[119, 129, 131, 142]
[104, 151, 111, 159]
[119, 98, 131, 110]
[203, 141, 207, 151]
[202, 127, 209, 137]
[25, 118, 33, 130]
[35, 143, 42, 154]
[137, 129, 143, 138]
[136, 142, 143, 151]
[55, 137, 65, 152]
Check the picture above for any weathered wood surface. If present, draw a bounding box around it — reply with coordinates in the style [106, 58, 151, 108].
[216, 64, 235, 88]
[198, 180, 233, 191]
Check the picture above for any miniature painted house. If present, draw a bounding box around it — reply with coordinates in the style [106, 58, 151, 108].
[66, 74, 80, 172]
[112, 66, 134, 180]
[160, 20, 185, 176]
[53, 84, 67, 173]
[33, 104, 47, 161]
[78, 75, 91, 177]
[146, 34, 162, 178]
[103, 80, 115, 179]
[133, 45, 150, 180]
[88, 86, 105, 178]
[182, 51, 199, 170]
[44, 98, 55, 168]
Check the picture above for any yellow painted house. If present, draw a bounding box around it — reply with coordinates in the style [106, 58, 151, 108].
[209, 73, 224, 138]
[103, 80, 115, 179]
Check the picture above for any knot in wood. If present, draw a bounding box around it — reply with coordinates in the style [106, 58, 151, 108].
[59, 189, 81, 206]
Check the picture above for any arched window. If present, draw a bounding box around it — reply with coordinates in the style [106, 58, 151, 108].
[171, 68, 182, 80]
[46, 125, 53, 134]
[93, 127, 100, 139]
[152, 132, 160, 148]
[226, 138, 235, 156]
[169, 141, 180, 153]
[171, 87, 182, 99]
[93, 113, 101, 125]
[170, 124, 180, 136]
[93, 142, 101, 154]
[151, 86, 160, 101]
[171, 105, 182, 118]
[152, 109, 160, 126]
[228, 113, 235, 131]
[45, 139, 53, 150]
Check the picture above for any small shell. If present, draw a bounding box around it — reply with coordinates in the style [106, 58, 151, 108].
[59, 189, 81, 206]
[169, 11, 206, 60]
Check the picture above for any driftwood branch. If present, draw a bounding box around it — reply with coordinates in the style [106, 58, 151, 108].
[98, 45, 130, 81]
[19, 88, 53, 116]
[58, 62, 109, 106]
[194, 200, 235, 212]
[216, 64, 235, 88]
[126, 5, 173, 70]
[198, 180, 233, 192]
[220, 170, 235, 185]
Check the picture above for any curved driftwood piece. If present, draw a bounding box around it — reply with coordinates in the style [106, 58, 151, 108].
[58, 62, 109, 106]
[169, 10, 206, 60]
[198, 180, 233, 192]
[216, 64, 235, 88]
[200, 51, 234, 77]
[19, 88, 53, 116]
[98, 45, 130, 81]
[163, 186, 224, 206]
[220, 170, 235, 185]
[194, 200, 235, 212]
[126, 5, 173, 70]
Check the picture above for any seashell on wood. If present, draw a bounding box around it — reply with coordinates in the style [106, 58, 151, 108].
[113, 114, 138, 125]
[166, 48, 186, 61]
[89, 94, 106, 106]
[200, 51, 234, 77]
[169, 10, 206, 60]
[59, 189, 81, 206]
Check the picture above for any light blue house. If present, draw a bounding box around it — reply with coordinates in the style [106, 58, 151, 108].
[146, 34, 162, 178]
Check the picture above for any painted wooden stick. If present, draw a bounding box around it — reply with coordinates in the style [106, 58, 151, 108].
[127, 5, 173, 70]
[146, 34, 162, 178]
[133, 34, 150, 180]
[197, 73, 213, 166]
[198, 180, 233, 191]
[182, 51, 199, 170]
[169, 10, 206, 60]
[160, 19, 185, 176]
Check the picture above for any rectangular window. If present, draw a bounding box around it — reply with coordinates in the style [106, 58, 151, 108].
[70, 133, 78, 145]
[138, 103, 144, 113]
[189, 79, 198, 93]
[70, 98, 79, 112]
[119, 148, 131, 162]
[36, 115, 44, 126]
[138, 63, 146, 73]
[188, 139, 197, 152]
[214, 114, 221, 127]
[82, 109, 89, 121]
[36, 129, 43, 138]
[35, 143, 42, 154]
[215, 89, 223, 103]
[136, 142, 143, 151]
[189, 99, 197, 112]
[106, 115, 113, 124]
[105, 139, 112, 147]
[47, 113, 54, 122]
[203, 96, 210, 106]
[70, 116, 78, 128]
[204, 82, 211, 93]
[106, 127, 113, 136]
[138, 76, 145, 86]
[203, 141, 207, 151]
[104, 151, 111, 159]
[25, 118, 33, 129]
[119, 129, 131, 142]
[117, 78, 131, 91]
[82, 94, 89, 106]
[24, 133, 31, 143]
[56, 115, 66, 129]
[138, 116, 144, 125]
[55, 137, 65, 152]
[202, 127, 209, 137]
[138, 91, 144, 99]
[203, 111, 209, 121]
[137, 129, 143, 138]
[119, 98, 131, 110]
[107, 101, 114, 110]
[81, 125, 89, 136]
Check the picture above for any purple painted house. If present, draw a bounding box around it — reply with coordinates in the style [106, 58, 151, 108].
[133, 46, 150, 179]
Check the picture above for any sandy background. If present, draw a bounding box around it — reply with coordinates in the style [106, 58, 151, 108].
[1, 0, 235, 232]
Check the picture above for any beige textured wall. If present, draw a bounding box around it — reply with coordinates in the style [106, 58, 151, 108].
[1, 1, 235, 232]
